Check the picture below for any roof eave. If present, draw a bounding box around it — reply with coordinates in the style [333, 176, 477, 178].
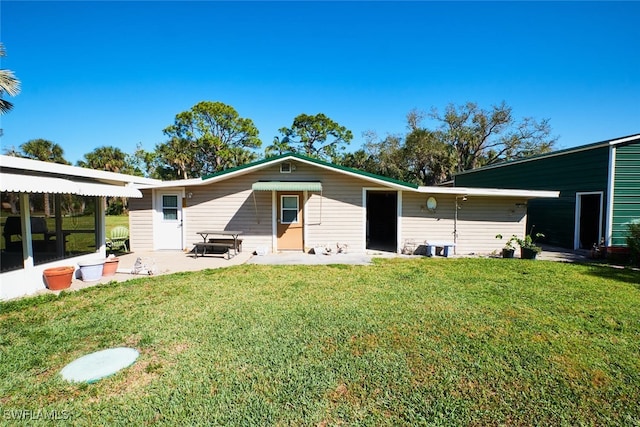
[454, 133, 640, 177]
[152, 153, 419, 191]
[417, 186, 559, 198]
[0, 155, 161, 185]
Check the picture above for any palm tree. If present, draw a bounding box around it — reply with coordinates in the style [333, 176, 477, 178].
[77, 146, 129, 173]
[77, 146, 135, 213]
[20, 139, 69, 164]
[156, 137, 198, 179]
[19, 139, 69, 216]
[264, 136, 292, 157]
[0, 42, 21, 115]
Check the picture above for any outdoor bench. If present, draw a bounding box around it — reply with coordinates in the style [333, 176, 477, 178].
[193, 242, 234, 259]
[425, 241, 456, 257]
[208, 238, 243, 253]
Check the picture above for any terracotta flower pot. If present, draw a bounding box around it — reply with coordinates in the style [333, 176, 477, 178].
[102, 257, 120, 277]
[43, 266, 75, 290]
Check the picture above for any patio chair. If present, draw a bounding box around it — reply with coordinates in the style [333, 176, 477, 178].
[107, 226, 129, 253]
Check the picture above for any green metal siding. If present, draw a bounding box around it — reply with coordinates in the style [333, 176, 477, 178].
[612, 143, 640, 246]
[455, 147, 610, 248]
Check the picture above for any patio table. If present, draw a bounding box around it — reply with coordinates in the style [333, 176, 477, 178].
[194, 230, 243, 259]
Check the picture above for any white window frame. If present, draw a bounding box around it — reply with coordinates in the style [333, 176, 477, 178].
[161, 194, 180, 222]
[280, 195, 299, 224]
[280, 162, 292, 173]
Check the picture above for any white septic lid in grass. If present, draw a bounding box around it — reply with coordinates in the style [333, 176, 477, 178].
[60, 347, 139, 383]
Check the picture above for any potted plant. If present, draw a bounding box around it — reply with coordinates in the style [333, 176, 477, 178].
[43, 266, 75, 290]
[495, 234, 517, 258]
[514, 232, 545, 259]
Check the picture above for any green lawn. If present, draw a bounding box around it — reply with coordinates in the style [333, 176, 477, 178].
[1, 214, 128, 252]
[105, 214, 129, 235]
[1, 258, 639, 425]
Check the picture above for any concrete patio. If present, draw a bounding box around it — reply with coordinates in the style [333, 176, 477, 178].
[36, 245, 592, 298]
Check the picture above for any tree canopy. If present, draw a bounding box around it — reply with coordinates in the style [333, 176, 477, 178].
[158, 101, 261, 179]
[77, 146, 138, 174]
[16, 139, 70, 164]
[432, 101, 556, 172]
[277, 113, 353, 161]
[341, 102, 556, 185]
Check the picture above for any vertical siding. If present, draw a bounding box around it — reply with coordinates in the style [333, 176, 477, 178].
[612, 142, 640, 245]
[454, 147, 610, 248]
[128, 189, 154, 250]
[402, 193, 527, 254]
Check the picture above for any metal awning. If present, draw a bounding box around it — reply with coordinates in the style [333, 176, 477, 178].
[1, 173, 78, 194]
[76, 182, 142, 198]
[1, 173, 143, 198]
[251, 181, 322, 192]
[250, 181, 323, 224]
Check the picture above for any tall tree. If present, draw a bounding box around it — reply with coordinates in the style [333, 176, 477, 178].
[155, 137, 199, 180]
[402, 128, 456, 185]
[0, 42, 20, 116]
[342, 102, 554, 186]
[129, 143, 162, 179]
[17, 139, 69, 217]
[77, 146, 130, 173]
[264, 136, 292, 157]
[159, 101, 261, 179]
[278, 113, 353, 161]
[19, 139, 69, 164]
[77, 146, 140, 214]
[431, 101, 556, 172]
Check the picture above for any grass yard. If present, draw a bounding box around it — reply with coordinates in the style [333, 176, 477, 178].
[1, 258, 639, 425]
[105, 214, 129, 235]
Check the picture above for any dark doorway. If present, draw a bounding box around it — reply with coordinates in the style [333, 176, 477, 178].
[366, 191, 397, 252]
[578, 193, 602, 249]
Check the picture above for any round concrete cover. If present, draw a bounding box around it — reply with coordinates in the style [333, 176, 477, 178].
[60, 347, 139, 383]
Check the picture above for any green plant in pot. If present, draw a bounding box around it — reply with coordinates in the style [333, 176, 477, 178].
[514, 232, 545, 259]
[495, 234, 517, 258]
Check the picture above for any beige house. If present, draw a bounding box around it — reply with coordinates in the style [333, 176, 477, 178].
[130, 154, 558, 256]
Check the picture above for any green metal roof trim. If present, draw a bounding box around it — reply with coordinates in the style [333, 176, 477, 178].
[455, 133, 640, 177]
[252, 181, 322, 191]
[201, 153, 419, 189]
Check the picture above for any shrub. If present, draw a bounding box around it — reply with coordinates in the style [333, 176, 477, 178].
[106, 198, 125, 216]
[627, 220, 640, 266]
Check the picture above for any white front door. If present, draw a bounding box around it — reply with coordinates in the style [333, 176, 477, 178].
[156, 192, 183, 250]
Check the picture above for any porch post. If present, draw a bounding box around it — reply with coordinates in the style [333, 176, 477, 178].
[19, 193, 34, 269]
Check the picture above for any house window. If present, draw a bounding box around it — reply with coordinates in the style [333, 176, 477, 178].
[280, 162, 292, 173]
[1, 192, 98, 272]
[162, 195, 179, 221]
[281, 195, 299, 224]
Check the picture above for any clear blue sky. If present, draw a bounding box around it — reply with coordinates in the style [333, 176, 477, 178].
[1, 1, 639, 165]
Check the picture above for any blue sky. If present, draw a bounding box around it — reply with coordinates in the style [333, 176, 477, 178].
[1, 1, 639, 165]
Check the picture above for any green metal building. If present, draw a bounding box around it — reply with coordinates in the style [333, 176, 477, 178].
[454, 134, 640, 250]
